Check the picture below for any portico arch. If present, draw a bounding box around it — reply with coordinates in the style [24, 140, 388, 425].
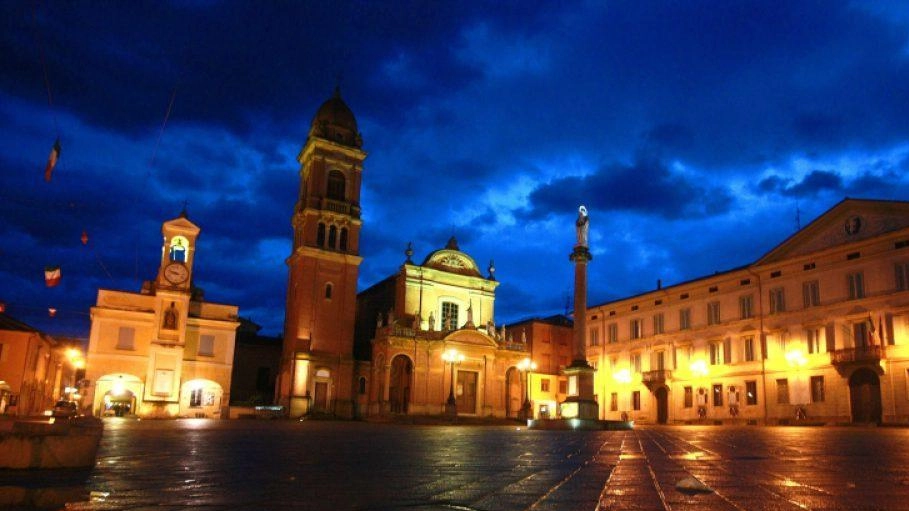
[389, 354, 413, 414]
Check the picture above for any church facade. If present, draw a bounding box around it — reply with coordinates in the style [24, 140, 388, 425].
[584, 198, 909, 425]
[276, 91, 535, 419]
[83, 214, 240, 418]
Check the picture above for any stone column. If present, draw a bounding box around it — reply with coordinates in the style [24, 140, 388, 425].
[560, 207, 599, 421]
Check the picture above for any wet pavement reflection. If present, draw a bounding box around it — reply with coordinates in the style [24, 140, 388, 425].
[3, 420, 909, 510]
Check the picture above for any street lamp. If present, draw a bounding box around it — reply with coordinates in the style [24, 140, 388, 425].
[442, 348, 464, 417]
[518, 357, 537, 420]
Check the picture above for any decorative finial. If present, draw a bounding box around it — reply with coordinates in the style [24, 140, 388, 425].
[179, 200, 189, 218]
[488, 259, 496, 280]
[405, 242, 414, 263]
[446, 236, 459, 250]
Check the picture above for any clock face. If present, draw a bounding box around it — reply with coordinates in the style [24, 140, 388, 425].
[164, 262, 189, 284]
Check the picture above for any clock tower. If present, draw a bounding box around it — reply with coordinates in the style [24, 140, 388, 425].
[277, 88, 365, 418]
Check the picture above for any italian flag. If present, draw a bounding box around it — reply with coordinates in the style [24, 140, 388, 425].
[44, 266, 61, 287]
[44, 138, 61, 182]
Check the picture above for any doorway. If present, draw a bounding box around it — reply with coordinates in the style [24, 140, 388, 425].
[655, 386, 669, 424]
[506, 367, 521, 418]
[849, 368, 882, 424]
[456, 371, 478, 414]
[389, 355, 412, 414]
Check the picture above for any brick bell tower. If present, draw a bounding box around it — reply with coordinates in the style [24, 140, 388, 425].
[277, 87, 365, 418]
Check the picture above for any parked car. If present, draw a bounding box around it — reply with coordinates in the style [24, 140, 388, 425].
[51, 400, 78, 419]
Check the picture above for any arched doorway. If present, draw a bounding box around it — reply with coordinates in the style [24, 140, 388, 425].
[655, 386, 669, 424]
[389, 355, 412, 414]
[849, 368, 882, 424]
[505, 367, 521, 419]
[103, 388, 136, 417]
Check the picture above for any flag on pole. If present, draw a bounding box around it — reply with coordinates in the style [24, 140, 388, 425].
[44, 138, 61, 182]
[81, 230, 89, 245]
[44, 266, 61, 287]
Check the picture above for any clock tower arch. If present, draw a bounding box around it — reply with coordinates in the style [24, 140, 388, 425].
[277, 88, 366, 418]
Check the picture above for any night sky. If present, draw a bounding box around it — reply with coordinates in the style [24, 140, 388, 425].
[3, 1, 909, 338]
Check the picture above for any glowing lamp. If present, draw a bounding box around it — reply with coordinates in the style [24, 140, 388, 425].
[785, 349, 807, 367]
[690, 359, 708, 377]
[111, 382, 126, 397]
[612, 368, 632, 384]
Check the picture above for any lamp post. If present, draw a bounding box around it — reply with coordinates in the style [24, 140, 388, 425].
[518, 357, 537, 420]
[442, 348, 464, 417]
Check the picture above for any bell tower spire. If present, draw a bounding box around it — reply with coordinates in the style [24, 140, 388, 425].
[278, 89, 366, 419]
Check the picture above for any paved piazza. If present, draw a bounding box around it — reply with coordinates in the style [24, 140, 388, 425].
[5, 420, 909, 510]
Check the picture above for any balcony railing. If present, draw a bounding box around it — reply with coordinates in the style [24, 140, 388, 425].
[642, 369, 672, 384]
[830, 345, 882, 365]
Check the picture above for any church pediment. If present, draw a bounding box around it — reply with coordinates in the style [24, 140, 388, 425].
[422, 249, 482, 277]
[445, 329, 499, 348]
[756, 199, 909, 264]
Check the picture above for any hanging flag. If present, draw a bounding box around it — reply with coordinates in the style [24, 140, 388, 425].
[48, 307, 57, 317]
[44, 138, 61, 182]
[0, 302, 5, 313]
[44, 265, 61, 287]
[81, 230, 89, 245]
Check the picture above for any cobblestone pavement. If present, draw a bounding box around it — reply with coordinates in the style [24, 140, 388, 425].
[4, 420, 909, 510]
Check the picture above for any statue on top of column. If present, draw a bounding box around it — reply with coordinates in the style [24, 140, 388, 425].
[576, 205, 589, 248]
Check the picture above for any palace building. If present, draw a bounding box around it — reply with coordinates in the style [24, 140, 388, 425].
[83, 213, 240, 418]
[584, 198, 909, 425]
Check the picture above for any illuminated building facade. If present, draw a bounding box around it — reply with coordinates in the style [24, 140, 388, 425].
[0, 313, 80, 416]
[585, 198, 909, 424]
[504, 315, 573, 419]
[356, 238, 532, 417]
[83, 214, 239, 418]
[276, 88, 365, 418]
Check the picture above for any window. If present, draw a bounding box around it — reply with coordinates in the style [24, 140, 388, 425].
[541, 379, 550, 392]
[745, 381, 758, 405]
[810, 375, 825, 403]
[559, 380, 567, 394]
[769, 287, 785, 314]
[712, 384, 723, 406]
[853, 321, 871, 347]
[847, 272, 865, 300]
[339, 228, 348, 252]
[776, 378, 790, 404]
[441, 302, 459, 330]
[326, 170, 345, 200]
[743, 336, 755, 362]
[328, 225, 337, 249]
[324, 283, 333, 299]
[317, 223, 326, 247]
[589, 327, 599, 346]
[653, 313, 664, 335]
[896, 262, 909, 290]
[723, 338, 732, 364]
[684, 386, 693, 408]
[117, 327, 135, 350]
[654, 351, 665, 371]
[632, 391, 641, 411]
[607, 323, 618, 343]
[190, 388, 203, 407]
[631, 353, 642, 373]
[198, 334, 214, 356]
[739, 294, 753, 319]
[806, 327, 822, 354]
[803, 280, 820, 308]
[679, 308, 691, 330]
[707, 301, 721, 325]
[630, 319, 643, 340]
[709, 342, 722, 365]
[610, 392, 618, 411]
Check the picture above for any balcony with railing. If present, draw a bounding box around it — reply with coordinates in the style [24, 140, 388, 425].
[642, 369, 672, 391]
[830, 345, 882, 365]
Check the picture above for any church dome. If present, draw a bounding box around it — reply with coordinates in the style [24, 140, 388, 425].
[309, 87, 362, 148]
